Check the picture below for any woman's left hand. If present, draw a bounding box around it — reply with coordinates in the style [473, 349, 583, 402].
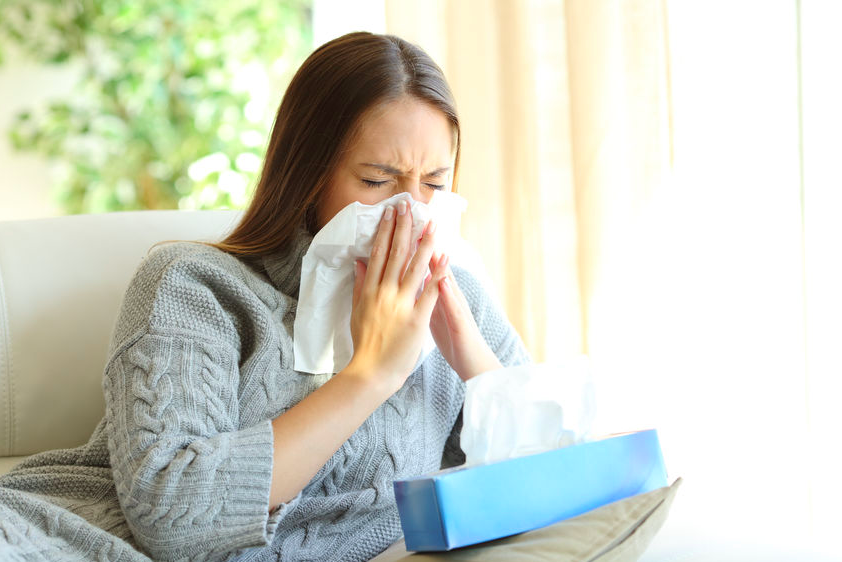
[428, 254, 503, 381]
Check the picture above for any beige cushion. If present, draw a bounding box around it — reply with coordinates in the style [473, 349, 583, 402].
[372, 478, 682, 561]
[0, 210, 240, 458]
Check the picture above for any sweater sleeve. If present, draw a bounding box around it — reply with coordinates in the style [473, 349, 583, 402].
[102, 246, 295, 561]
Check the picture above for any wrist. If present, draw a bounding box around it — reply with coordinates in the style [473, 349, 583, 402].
[458, 347, 503, 382]
[339, 357, 402, 398]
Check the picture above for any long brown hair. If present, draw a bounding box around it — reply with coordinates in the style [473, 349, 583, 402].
[213, 32, 460, 257]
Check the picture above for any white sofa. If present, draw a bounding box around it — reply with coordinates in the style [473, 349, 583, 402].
[0, 210, 241, 475]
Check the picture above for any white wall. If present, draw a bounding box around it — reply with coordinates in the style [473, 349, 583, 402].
[0, 43, 81, 221]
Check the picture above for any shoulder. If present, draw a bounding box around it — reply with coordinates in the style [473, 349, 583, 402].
[111, 242, 274, 350]
[129, 242, 258, 313]
[137, 241, 243, 280]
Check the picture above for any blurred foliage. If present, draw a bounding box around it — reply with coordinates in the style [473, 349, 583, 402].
[0, 0, 311, 213]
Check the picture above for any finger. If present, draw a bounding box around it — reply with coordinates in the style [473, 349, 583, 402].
[382, 199, 413, 285]
[399, 219, 438, 299]
[363, 205, 396, 294]
[443, 265, 471, 310]
[429, 250, 442, 272]
[416, 251, 449, 317]
[437, 272, 466, 333]
[415, 271, 441, 320]
[352, 260, 366, 308]
[425, 254, 441, 291]
[429, 282, 448, 332]
[430, 298, 446, 332]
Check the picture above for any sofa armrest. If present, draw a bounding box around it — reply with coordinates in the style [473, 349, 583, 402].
[0, 210, 240, 458]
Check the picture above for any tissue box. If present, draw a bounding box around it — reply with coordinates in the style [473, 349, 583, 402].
[393, 429, 667, 551]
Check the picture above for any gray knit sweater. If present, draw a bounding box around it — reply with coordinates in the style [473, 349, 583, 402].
[0, 231, 529, 562]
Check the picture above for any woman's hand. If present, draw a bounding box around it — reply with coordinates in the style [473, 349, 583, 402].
[429, 256, 503, 381]
[344, 199, 448, 394]
[270, 202, 445, 506]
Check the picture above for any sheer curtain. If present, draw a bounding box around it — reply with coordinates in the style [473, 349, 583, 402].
[385, 0, 673, 365]
[385, 0, 839, 553]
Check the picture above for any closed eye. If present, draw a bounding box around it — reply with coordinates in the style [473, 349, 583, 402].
[362, 179, 389, 188]
[361, 178, 445, 190]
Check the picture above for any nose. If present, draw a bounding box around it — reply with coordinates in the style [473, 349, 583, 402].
[396, 177, 433, 204]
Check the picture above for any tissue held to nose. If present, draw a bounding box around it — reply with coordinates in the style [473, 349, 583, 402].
[461, 359, 597, 466]
[294, 191, 467, 375]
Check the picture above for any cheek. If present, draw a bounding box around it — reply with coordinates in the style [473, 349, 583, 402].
[316, 178, 382, 230]
[316, 192, 346, 231]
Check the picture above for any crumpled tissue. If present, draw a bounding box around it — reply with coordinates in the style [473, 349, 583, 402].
[461, 359, 596, 466]
[294, 191, 468, 375]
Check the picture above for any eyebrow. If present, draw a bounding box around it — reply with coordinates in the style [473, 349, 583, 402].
[360, 163, 451, 176]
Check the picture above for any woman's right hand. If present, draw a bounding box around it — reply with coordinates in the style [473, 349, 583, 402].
[343, 199, 448, 394]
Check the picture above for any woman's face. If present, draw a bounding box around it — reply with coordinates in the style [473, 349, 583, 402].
[316, 96, 456, 230]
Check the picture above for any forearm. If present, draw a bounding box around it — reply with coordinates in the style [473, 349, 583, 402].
[268, 365, 393, 507]
[268, 204, 446, 507]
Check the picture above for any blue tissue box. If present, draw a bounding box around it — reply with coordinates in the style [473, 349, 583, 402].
[393, 429, 667, 551]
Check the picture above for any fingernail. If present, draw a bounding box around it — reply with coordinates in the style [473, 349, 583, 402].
[440, 254, 449, 270]
[426, 219, 437, 236]
[398, 200, 407, 215]
[384, 206, 395, 220]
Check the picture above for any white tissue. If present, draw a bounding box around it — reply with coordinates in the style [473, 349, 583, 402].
[294, 191, 468, 375]
[461, 359, 596, 466]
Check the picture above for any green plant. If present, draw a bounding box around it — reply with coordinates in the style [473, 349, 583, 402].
[0, 0, 312, 213]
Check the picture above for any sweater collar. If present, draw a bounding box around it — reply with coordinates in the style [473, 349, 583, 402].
[261, 227, 313, 297]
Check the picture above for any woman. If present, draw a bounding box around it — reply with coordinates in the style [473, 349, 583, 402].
[0, 32, 529, 561]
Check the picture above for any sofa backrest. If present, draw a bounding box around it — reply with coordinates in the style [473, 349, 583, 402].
[0, 210, 241, 457]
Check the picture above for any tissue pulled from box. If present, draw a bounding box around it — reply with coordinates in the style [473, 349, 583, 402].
[461, 360, 596, 466]
[294, 191, 467, 375]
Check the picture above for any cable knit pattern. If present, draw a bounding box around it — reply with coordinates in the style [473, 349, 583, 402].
[0, 231, 530, 561]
